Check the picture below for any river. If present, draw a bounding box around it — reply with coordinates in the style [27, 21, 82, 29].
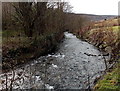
[0, 32, 108, 90]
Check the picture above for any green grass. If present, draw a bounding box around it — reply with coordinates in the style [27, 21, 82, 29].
[112, 26, 120, 33]
[2, 30, 25, 37]
[112, 26, 120, 30]
[2, 30, 34, 50]
[94, 60, 120, 91]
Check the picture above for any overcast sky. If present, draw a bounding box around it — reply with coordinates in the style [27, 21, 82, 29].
[68, 0, 119, 15]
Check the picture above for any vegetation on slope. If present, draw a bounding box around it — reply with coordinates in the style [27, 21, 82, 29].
[76, 18, 120, 90]
[94, 59, 120, 91]
[78, 18, 119, 59]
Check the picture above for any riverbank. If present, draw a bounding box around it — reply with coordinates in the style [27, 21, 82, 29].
[2, 30, 64, 71]
[74, 18, 120, 90]
[94, 62, 119, 90]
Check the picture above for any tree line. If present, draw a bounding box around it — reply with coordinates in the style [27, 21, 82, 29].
[2, 2, 67, 37]
[2, 2, 87, 37]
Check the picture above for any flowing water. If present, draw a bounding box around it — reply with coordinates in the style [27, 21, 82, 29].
[0, 32, 109, 90]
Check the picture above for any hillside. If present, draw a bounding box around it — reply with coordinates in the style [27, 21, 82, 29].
[68, 13, 117, 21]
[78, 14, 117, 21]
[76, 17, 120, 90]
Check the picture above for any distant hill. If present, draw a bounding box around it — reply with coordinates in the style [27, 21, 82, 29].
[68, 13, 117, 21]
[79, 14, 117, 21]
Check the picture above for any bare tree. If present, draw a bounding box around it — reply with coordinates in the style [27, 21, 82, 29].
[13, 2, 35, 37]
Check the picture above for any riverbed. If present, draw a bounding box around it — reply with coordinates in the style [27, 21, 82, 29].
[0, 32, 108, 90]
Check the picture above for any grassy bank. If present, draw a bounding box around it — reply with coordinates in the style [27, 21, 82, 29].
[2, 30, 64, 71]
[75, 18, 120, 90]
[94, 59, 120, 90]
